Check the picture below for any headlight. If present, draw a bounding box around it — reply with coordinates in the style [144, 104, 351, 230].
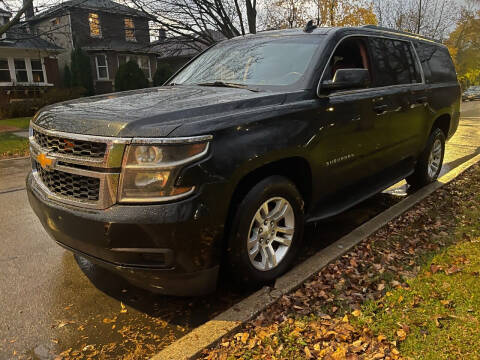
[118, 142, 209, 203]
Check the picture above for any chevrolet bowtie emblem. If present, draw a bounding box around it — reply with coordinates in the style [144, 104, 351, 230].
[37, 153, 56, 170]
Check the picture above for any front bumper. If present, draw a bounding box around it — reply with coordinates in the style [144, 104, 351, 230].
[26, 172, 225, 296]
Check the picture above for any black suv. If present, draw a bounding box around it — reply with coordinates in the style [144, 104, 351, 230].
[27, 25, 460, 296]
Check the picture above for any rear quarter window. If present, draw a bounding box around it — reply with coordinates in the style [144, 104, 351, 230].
[369, 37, 422, 87]
[415, 42, 457, 83]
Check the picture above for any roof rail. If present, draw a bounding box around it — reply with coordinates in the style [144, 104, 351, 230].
[361, 25, 440, 43]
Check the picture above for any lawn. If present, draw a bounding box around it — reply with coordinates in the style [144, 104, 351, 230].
[0, 117, 31, 130]
[356, 170, 480, 359]
[0, 133, 29, 158]
[202, 163, 480, 360]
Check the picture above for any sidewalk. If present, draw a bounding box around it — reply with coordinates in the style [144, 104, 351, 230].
[201, 163, 480, 359]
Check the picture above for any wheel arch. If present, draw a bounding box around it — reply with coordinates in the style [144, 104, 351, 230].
[431, 113, 451, 138]
[222, 157, 312, 249]
[229, 157, 313, 212]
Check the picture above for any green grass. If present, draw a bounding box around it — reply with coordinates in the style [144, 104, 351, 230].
[0, 117, 31, 129]
[0, 133, 29, 158]
[355, 168, 480, 359]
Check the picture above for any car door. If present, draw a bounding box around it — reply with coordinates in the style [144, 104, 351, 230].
[367, 37, 429, 166]
[311, 36, 391, 196]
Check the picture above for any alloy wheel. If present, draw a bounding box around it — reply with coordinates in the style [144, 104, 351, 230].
[428, 138, 443, 178]
[247, 197, 295, 271]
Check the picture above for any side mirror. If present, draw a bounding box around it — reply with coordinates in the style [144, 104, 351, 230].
[321, 68, 371, 92]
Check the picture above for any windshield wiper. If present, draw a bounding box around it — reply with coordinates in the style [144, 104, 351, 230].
[196, 81, 260, 92]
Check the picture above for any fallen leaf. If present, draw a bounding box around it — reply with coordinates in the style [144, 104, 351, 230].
[377, 334, 387, 342]
[103, 316, 117, 324]
[304, 346, 313, 359]
[120, 302, 127, 313]
[352, 309, 362, 317]
[397, 329, 407, 341]
[430, 264, 442, 274]
[445, 265, 461, 275]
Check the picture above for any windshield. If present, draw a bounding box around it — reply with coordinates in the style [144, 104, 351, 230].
[170, 35, 323, 89]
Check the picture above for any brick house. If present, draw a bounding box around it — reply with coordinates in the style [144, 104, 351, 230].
[27, 0, 157, 94]
[0, 8, 62, 101]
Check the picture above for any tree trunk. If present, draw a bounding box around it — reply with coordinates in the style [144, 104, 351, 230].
[246, 0, 257, 34]
[0, 0, 33, 37]
[417, 0, 422, 34]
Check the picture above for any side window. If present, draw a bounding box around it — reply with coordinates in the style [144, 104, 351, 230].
[324, 37, 372, 81]
[415, 42, 456, 83]
[369, 38, 422, 87]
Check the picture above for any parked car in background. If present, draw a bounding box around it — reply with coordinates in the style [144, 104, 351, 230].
[462, 86, 480, 101]
[27, 25, 460, 296]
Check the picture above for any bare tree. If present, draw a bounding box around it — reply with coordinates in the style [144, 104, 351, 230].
[264, 0, 309, 29]
[0, 0, 33, 36]
[126, 0, 258, 48]
[373, 0, 459, 41]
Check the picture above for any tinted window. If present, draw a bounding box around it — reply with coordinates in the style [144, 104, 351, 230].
[415, 42, 457, 83]
[369, 38, 422, 87]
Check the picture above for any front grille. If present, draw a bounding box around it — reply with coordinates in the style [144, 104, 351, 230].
[33, 130, 107, 158]
[36, 164, 100, 202]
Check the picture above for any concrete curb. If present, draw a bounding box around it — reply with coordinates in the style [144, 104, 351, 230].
[152, 153, 480, 360]
[0, 156, 30, 162]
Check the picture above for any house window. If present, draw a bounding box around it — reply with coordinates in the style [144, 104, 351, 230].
[89, 13, 101, 37]
[124, 18, 135, 41]
[0, 17, 6, 40]
[0, 58, 11, 82]
[95, 55, 109, 80]
[14, 59, 28, 82]
[31, 59, 45, 83]
[138, 56, 150, 79]
[117, 55, 151, 80]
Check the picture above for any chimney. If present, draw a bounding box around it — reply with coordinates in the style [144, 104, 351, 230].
[23, 0, 34, 19]
[158, 29, 166, 42]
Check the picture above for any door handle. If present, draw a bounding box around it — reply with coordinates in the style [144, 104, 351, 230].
[416, 96, 428, 104]
[373, 104, 389, 114]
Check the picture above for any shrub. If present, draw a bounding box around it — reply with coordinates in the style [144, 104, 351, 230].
[153, 62, 174, 86]
[70, 48, 94, 95]
[63, 65, 72, 88]
[115, 61, 149, 91]
[0, 87, 87, 119]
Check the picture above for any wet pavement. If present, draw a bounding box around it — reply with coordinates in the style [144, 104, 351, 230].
[1, 101, 479, 359]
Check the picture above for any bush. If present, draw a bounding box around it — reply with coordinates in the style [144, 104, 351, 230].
[63, 65, 72, 88]
[153, 62, 174, 86]
[0, 87, 87, 119]
[115, 61, 148, 92]
[70, 48, 94, 95]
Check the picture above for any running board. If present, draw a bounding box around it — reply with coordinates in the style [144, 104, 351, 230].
[306, 166, 414, 223]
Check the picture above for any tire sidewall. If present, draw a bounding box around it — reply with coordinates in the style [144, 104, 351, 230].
[424, 128, 446, 182]
[227, 176, 305, 285]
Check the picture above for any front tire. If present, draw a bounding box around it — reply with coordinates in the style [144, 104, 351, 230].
[407, 128, 445, 188]
[227, 176, 304, 286]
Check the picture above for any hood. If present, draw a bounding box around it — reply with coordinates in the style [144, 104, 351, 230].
[33, 86, 287, 138]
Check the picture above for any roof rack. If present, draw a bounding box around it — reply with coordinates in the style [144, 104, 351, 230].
[361, 25, 440, 43]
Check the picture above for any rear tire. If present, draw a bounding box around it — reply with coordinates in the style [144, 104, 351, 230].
[227, 176, 304, 287]
[407, 128, 445, 188]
